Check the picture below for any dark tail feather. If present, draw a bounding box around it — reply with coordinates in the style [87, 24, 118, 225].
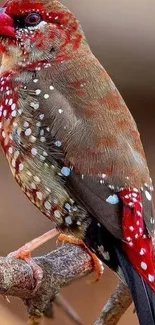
[115, 246, 155, 325]
[83, 217, 155, 324]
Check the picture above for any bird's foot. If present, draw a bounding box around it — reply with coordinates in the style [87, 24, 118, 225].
[58, 234, 104, 282]
[7, 228, 59, 293]
[7, 248, 43, 293]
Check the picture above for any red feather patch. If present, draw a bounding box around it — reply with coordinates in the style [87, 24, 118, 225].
[119, 189, 155, 290]
[5, 2, 43, 16]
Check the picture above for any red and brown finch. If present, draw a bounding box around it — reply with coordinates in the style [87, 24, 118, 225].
[0, 1, 154, 323]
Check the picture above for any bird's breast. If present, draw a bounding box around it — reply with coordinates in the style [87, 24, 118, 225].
[0, 71, 68, 222]
[0, 70, 91, 239]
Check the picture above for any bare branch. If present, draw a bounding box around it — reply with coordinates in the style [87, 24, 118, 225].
[55, 294, 85, 325]
[0, 243, 132, 324]
[94, 281, 132, 325]
[0, 244, 92, 316]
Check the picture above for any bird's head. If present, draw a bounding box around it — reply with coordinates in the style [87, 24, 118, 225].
[0, 0, 87, 71]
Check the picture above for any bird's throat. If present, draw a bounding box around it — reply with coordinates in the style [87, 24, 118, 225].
[0, 46, 23, 73]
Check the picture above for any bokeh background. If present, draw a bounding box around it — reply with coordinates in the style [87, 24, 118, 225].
[0, 0, 155, 323]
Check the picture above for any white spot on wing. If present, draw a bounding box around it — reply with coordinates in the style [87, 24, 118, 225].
[98, 245, 110, 261]
[140, 248, 146, 256]
[25, 128, 32, 136]
[106, 194, 119, 205]
[35, 89, 41, 95]
[54, 210, 61, 218]
[148, 274, 154, 282]
[44, 94, 49, 99]
[145, 190, 152, 201]
[65, 216, 72, 225]
[31, 148, 38, 156]
[30, 102, 39, 110]
[19, 163, 24, 171]
[36, 192, 43, 200]
[141, 262, 147, 270]
[44, 201, 51, 210]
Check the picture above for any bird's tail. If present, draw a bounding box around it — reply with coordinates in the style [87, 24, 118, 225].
[115, 246, 155, 325]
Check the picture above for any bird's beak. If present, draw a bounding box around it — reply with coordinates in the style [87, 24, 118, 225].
[0, 7, 15, 37]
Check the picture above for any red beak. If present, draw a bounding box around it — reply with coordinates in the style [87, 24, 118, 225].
[0, 8, 15, 37]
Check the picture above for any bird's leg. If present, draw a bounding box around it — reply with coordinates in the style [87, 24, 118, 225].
[58, 234, 104, 282]
[8, 228, 59, 257]
[7, 228, 59, 292]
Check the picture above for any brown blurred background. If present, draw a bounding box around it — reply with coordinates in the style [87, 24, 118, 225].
[0, 0, 155, 324]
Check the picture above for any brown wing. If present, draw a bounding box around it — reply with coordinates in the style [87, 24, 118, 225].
[65, 170, 123, 239]
[65, 169, 155, 239]
[141, 186, 155, 236]
[21, 59, 154, 239]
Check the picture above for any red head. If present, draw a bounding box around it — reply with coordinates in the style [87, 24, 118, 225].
[0, 0, 86, 69]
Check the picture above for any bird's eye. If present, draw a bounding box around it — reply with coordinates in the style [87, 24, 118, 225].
[25, 13, 41, 26]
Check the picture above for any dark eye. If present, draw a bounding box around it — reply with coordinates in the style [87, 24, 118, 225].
[25, 13, 41, 26]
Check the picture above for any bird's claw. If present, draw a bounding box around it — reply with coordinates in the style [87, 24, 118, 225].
[7, 249, 43, 294]
[58, 234, 104, 282]
[7, 247, 31, 259]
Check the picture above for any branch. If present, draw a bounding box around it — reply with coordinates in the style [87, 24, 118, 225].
[0, 244, 92, 317]
[54, 294, 86, 325]
[0, 243, 132, 324]
[94, 281, 132, 325]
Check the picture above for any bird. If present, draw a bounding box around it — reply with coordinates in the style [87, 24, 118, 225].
[0, 0, 155, 324]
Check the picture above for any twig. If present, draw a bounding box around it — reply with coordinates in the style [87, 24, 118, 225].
[43, 293, 85, 325]
[55, 294, 85, 325]
[0, 243, 133, 324]
[0, 243, 92, 317]
[94, 281, 132, 325]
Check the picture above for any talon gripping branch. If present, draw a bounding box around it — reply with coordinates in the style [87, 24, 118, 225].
[0, 1, 154, 324]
